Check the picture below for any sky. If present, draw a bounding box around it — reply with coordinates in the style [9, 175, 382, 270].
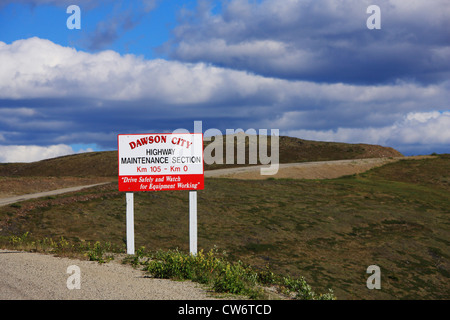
[0, 0, 449, 162]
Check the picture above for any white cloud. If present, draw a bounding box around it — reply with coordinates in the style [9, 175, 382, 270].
[0, 37, 280, 103]
[391, 111, 450, 145]
[1, 37, 448, 107]
[285, 111, 450, 150]
[0, 144, 76, 163]
[0, 37, 448, 155]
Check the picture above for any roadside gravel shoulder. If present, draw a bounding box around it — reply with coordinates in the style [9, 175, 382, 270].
[0, 249, 219, 300]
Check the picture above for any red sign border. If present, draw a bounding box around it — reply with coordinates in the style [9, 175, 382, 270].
[117, 132, 204, 192]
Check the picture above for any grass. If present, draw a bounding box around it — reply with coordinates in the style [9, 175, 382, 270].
[128, 247, 335, 299]
[3, 231, 120, 263]
[0, 154, 448, 300]
[1, 233, 334, 300]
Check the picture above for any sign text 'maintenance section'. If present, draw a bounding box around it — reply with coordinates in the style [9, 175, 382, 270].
[118, 133, 204, 192]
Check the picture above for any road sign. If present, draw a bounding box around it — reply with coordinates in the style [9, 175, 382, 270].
[118, 132, 204, 255]
[118, 133, 204, 192]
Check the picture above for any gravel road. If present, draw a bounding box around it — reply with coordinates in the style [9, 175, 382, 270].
[0, 183, 110, 207]
[204, 157, 402, 179]
[1, 157, 422, 207]
[0, 249, 216, 300]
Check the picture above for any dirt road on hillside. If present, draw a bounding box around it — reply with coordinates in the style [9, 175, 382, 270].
[205, 156, 436, 179]
[205, 157, 405, 179]
[0, 183, 111, 207]
[0, 249, 216, 300]
[0, 156, 433, 207]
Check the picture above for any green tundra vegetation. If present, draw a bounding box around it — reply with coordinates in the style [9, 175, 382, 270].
[1, 153, 448, 299]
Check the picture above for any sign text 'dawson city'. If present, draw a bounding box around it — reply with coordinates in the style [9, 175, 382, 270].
[118, 133, 204, 192]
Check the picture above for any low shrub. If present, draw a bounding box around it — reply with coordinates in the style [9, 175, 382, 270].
[140, 247, 335, 300]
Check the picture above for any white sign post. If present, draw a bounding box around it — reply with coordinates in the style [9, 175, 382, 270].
[189, 190, 197, 255]
[118, 133, 204, 256]
[126, 192, 135, 255]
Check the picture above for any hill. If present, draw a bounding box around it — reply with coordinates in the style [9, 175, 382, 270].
[0, 135, 402, 177]
[1, 154, 448, 300]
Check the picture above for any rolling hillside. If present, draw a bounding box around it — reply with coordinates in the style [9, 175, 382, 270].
[4, 135, 445, 300]
[0, 154, 448, 300]
[0, 135, 403, 177]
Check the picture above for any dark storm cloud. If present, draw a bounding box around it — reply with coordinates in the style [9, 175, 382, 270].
[166, 0, 450, 85]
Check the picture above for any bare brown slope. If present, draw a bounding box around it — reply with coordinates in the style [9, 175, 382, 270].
[0, 151, 118, 177]
[0, 135, 402, 177]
